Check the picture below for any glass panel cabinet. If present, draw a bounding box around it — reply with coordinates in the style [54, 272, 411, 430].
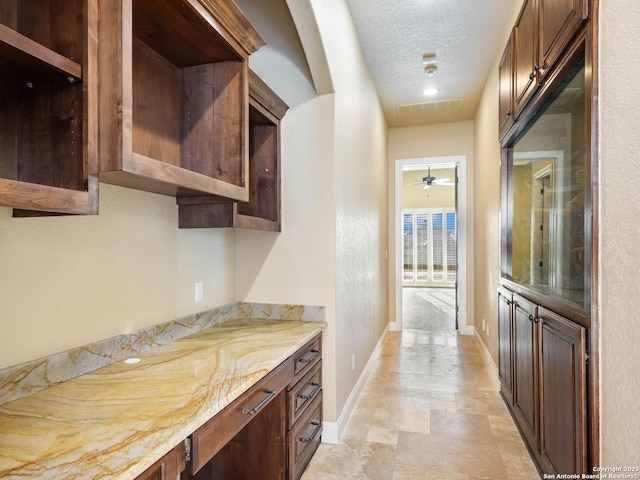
[509, 57, 586, 306]
[498, 0, 595, 475]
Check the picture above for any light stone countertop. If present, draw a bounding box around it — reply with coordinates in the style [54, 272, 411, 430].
[0, 319, 325, 479]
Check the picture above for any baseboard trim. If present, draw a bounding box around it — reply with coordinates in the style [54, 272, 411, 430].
[458, 324, 474, 335]
[473, 327, 498, 372]
[321, 324, 390, 444]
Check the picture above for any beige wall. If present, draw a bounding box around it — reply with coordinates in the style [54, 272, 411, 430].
[388, 121, 474, 330]
[471, 0, 523, 366]
[236, 94, 339, 419]
[402, 168, 456, 209]
[236, 0, 389, 427]
[0, 185, 237, 370]
[599, 0, 640, 464]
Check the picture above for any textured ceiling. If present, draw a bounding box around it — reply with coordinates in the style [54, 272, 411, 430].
[345, 0, 516, 127]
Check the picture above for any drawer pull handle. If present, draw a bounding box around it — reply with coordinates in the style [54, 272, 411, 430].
[298, 382, 321, 400]
[242, 389, 276, 415]
[298, 349, 320, 364]
[299, 421, 322, 443]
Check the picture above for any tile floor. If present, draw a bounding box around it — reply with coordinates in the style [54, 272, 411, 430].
[403, 287, 456, 331]
[301, 328, 540, 479]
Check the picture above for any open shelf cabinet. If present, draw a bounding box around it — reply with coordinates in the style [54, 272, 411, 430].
[98, 0, 264, 200]
[178, 70, 288, 231]
[0, 0, 98, 214]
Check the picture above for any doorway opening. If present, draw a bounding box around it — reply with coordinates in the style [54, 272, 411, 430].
[393, 156, 468, 334]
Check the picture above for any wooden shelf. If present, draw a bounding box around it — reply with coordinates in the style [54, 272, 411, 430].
[178, 70, 288, 231]
[0, 24, 82, 79]
[98, 0, 264, 201]
[0, 0, 98, 215]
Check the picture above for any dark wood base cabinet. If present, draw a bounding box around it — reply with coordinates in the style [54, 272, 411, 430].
[136, 442, 186, 480]
[499, 288, 587, 475]
[195, 391, 288, 480]
[287, 336, 323, 480]
[172, 334, 323, 480]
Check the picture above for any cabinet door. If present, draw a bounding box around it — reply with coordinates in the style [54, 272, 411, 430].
[513, 0, 538, 117]
[537, 307, 587, 474]
[136, 442, 185, 480]
[512, 294, 538, 449]
[498, 30, 515, 141]
[497, 286, 514, 404]
[538, 0, 587, 80]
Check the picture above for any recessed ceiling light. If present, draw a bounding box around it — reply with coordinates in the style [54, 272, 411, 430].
[423, 88, 438, 96]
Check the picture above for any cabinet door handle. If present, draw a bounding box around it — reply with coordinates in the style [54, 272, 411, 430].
[528, 314, 534, 322]
[298, 382, 321, 401]
[529, 72, 535, 80]
[299, 421, 322, 443]
[506, 110, 512, 117]
[242, 389, 276, 415]
[506, 299, 513, 306]
[298, 349, 320, 364]
[534, 63, 541, 71]
[533, 315, 540, 324]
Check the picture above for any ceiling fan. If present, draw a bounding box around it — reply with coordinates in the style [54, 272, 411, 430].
[405, 167, 455, 189]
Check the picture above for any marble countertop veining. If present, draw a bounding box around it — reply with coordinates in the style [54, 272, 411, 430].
[0, 319, 325, 479]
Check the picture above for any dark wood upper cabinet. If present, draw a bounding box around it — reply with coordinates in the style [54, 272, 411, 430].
[98, 0, 264, 201]
[504, 0, 588, 132]
[538, 0, 587, 81]
[513, 0, 538, 118]
[0, 0, 99, 214]
[498, 30, 515, 141]
[178, 70, 288, 231]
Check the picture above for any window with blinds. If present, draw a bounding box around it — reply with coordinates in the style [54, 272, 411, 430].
[403, 208, 456, 286]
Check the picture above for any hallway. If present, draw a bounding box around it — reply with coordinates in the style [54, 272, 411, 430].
[301, 329, 539, 479]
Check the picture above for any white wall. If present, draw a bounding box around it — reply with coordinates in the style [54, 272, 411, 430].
[0, 184, 237, 369]
[599, 0, 640, 464]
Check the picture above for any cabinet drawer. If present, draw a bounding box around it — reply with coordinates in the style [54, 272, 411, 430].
[190, 358, 292, 474]
[288, 360, 322, 426]
[292, 334, 322, 385]
[288, 392, 322, 480]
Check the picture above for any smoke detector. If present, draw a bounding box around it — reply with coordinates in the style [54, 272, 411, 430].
[424, 64, 437, 76]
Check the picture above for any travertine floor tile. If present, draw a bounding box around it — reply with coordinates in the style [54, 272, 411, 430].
[302, 326, 538, 479]
[301, 439, 396, 479]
